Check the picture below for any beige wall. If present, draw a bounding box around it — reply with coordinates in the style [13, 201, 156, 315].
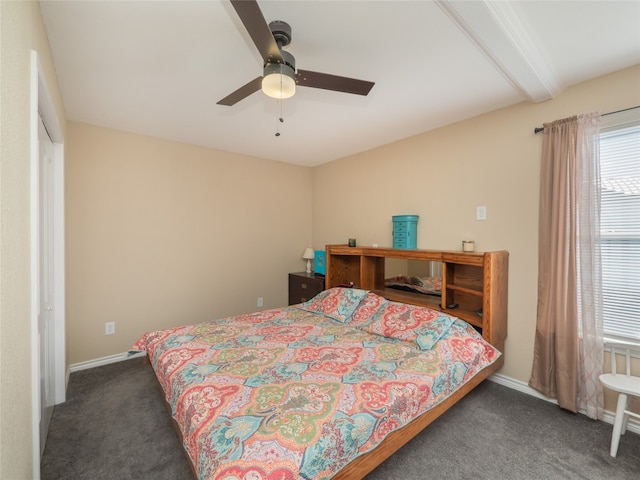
[312, 65, 640, 388]
[66, 123, 312, 364]
[0, 1, 67, 478]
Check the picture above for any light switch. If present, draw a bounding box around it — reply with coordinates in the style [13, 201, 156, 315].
[476, 206, 487, 221]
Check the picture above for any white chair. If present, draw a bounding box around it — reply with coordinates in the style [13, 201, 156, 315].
[599, 341, 640, 457]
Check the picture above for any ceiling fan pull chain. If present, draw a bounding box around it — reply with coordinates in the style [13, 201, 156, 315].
[275, 94, 285, 137]
[275, 99, 283, 137]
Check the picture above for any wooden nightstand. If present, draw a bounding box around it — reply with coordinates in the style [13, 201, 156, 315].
[288, 272, 325, 305]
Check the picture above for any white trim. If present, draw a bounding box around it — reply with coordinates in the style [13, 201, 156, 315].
[435, 0, 563, 102]
[34, 57, 66, 400]
[68, 351, 147, 374]
[489, 373, 640, 435]
[52, 140, 65, 404]
[30, 50, 66, 478]
[489, 372, 559, 402]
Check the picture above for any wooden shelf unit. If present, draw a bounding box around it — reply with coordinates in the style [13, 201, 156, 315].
[325, 245, 508, 351]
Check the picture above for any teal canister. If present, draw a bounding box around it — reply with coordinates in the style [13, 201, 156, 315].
[392, 215, 419, 249]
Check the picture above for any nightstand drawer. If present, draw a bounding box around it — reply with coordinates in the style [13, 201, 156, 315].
[288, 272, 325, 305]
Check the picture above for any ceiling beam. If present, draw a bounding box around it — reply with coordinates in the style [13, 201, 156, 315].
[436, 0, 564, 103]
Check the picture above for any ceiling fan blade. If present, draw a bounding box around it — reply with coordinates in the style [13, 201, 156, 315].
[296, 69, 375, 96]
[230, 0, 283, 64]
[217, 76, 263, 106]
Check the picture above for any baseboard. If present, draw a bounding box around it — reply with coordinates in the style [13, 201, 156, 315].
[67, 351, 146, 375]
[489, 372, 640, 435]
[489, 372, 560, 402]
[68, 352, 639, 436]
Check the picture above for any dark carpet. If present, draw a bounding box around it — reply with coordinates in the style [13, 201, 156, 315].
[41, 358, 640, 479]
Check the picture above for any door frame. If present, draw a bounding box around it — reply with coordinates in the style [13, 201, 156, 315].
[30, 50, 65, 476]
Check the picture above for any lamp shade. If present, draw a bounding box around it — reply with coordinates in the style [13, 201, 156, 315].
[262, 63, 296, 99]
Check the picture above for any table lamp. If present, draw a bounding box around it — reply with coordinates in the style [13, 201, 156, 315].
[302, 247, 315, 274]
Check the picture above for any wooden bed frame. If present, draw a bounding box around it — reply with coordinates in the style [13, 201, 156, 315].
[150, 246, 509, 479]
[333, 355, 503, 479]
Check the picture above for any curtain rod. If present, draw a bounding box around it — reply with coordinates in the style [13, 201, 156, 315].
[533, 105, 640, 134]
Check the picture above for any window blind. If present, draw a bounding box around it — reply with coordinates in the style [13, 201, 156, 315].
[600, 121, 640, 341]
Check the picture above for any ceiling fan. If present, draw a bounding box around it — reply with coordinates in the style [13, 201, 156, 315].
[217, 0, 375, 106]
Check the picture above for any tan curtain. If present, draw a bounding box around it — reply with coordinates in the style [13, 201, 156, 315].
[529, 113, 604, 417]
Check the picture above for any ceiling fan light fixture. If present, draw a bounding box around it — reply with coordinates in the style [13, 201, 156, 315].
[262, 63, 296, 99]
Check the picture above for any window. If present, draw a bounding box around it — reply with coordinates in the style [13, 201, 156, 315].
[600, 111, 640, 342]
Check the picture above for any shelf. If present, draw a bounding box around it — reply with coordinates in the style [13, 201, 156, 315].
[444, 308, 483, 328]
[446, 284, 483, 297]
[373, 288, 441, 310]
[325, 245, 509, 352]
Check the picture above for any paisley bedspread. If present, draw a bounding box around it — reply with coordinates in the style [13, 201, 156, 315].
[132, 288, 501, 480]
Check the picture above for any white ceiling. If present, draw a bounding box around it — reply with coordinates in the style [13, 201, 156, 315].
[39, 0, 640, 167]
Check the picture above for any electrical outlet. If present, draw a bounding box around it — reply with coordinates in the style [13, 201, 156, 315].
[105, 322, 115, 335]
[257, 297, 264, 307]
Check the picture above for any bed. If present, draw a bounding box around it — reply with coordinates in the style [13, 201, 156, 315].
[132, 286, 504, 480]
